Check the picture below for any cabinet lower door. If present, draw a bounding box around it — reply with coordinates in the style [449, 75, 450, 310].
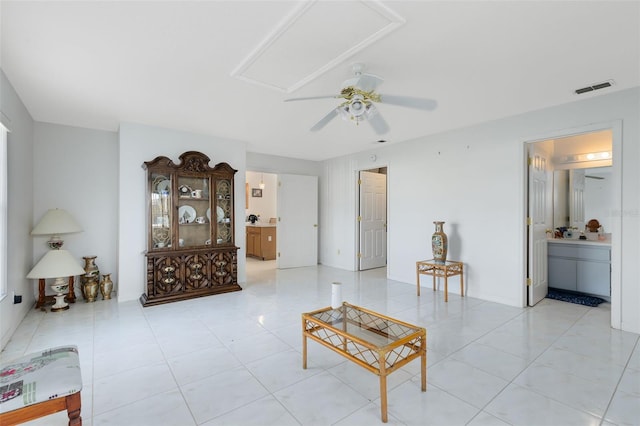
[152, 256, 183, 296]
[577, 260, 610, 297]
[184, 253, 210, 291]
[210, 250, 238, 287]
[548, 257, 577, 291]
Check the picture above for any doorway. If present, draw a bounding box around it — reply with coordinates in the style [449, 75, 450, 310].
[525, 122, 622, 327]
[357, 167, 387, 271]
[245, 171, 319, 272]
[245, 171, 278, 273]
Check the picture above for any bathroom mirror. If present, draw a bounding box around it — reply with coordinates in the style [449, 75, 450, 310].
[553, 166, 612, 231]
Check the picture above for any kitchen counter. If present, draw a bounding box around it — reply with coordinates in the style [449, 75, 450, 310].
[246, 223, 276, 227]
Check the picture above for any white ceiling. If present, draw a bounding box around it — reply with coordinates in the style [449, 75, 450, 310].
[2, 1, 639, 161]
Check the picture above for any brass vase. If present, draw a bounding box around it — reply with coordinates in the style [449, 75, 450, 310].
[100, 273, 114, 300]
[81, 256, 99, 300]
[431, 221, 448, 263]
[83, 276, 99, 302]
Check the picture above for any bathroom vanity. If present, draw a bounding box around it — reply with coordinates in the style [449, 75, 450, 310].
[547, 239, 611, 300]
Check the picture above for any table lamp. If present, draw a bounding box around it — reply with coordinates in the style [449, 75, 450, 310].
[31, 208, 83, 249]
[27, 249, 85, 311]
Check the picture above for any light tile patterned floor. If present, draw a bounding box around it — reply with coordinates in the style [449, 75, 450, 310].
[2, 259, 638, 425]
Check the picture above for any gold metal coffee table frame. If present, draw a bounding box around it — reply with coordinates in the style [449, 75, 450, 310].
[302, 302, 427, 423]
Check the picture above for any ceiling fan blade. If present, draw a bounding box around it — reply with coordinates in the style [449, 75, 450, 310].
[366, 105, 390, 135]
[344, 73, 384, 92]
[310, 108, 340, 132]
[356, 73, 384, 92]
[284, 95, 338, 102]
[378, 94, 438, 110]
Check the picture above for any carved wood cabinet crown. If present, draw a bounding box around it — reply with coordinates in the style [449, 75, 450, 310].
[140, 151, 241, 306]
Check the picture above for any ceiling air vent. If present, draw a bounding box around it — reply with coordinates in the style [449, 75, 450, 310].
[575, 80, 614, 95]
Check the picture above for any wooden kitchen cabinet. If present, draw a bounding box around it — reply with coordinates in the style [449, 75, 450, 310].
[246, 225, 276, 260]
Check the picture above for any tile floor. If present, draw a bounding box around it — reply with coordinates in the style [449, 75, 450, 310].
[2, 259, 639, 425]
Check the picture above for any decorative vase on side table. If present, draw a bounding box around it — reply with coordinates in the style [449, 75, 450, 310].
[431, 221, 448, 263]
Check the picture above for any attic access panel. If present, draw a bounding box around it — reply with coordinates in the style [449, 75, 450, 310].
[231, 1, 405, 93]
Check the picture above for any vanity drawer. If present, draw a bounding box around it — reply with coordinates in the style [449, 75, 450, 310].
[548, 244, 610, 262]
[578, 246, 610, 261]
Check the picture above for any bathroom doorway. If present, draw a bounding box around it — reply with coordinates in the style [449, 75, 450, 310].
[525, 122, 622, 327]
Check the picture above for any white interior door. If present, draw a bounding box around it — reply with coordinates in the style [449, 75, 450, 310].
[276, 174, 318, 268]
[358, 171, 387, 270]
[569, 169, 586, 230]
[528, 143, 552, 306]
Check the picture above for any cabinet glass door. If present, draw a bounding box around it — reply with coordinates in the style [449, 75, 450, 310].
[177, 176, 211, 248]
[150, 173, 172, 249]
[215, 179, 233, 244]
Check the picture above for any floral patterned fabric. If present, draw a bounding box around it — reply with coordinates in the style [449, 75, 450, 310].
[0, 346, 82, 413]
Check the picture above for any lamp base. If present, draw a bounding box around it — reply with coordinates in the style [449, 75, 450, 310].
[50, 278, 70, 312]
[51, 294, 69, 311]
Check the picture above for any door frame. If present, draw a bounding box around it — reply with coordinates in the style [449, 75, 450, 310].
[355, 164, 389, 271]
[522, 120, 622, 329]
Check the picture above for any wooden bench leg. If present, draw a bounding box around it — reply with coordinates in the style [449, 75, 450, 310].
[0, 392, 81, 426]
[66, 392, 82, 426]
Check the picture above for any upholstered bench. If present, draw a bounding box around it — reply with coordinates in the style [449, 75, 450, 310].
[0, 346, 82, 425]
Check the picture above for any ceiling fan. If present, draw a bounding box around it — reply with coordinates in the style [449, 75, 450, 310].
[284, 63, 437, 134]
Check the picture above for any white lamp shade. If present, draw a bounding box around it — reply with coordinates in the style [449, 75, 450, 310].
[27, 249, 85, 279]
[31, 209, 82, 236]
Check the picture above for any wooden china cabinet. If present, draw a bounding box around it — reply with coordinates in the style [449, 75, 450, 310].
[140, 151, 241, 307]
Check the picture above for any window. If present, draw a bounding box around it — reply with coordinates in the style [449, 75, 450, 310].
[0, 123, 7, 299]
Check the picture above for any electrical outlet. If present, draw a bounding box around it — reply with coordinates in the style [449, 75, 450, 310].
[14, 294, 22, 304]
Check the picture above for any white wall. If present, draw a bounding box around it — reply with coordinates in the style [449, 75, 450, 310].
[117, 123, 247, 302]
[1, 69, 35, 349]
[320, 87, 640, 334]
[33, 122, 119, 297]
[246, 152, 321, 177]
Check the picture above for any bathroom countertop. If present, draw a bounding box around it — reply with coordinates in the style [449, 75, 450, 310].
[548, 238, 611, 247]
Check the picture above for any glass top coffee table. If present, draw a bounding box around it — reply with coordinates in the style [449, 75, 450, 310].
[302, 302, 427, 423]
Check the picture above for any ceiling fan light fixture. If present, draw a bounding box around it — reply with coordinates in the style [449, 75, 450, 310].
[349, 96, 366, 117]
[286, 64, 437, 132]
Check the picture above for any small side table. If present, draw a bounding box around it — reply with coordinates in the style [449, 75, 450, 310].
[416, 259, 464, 302]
